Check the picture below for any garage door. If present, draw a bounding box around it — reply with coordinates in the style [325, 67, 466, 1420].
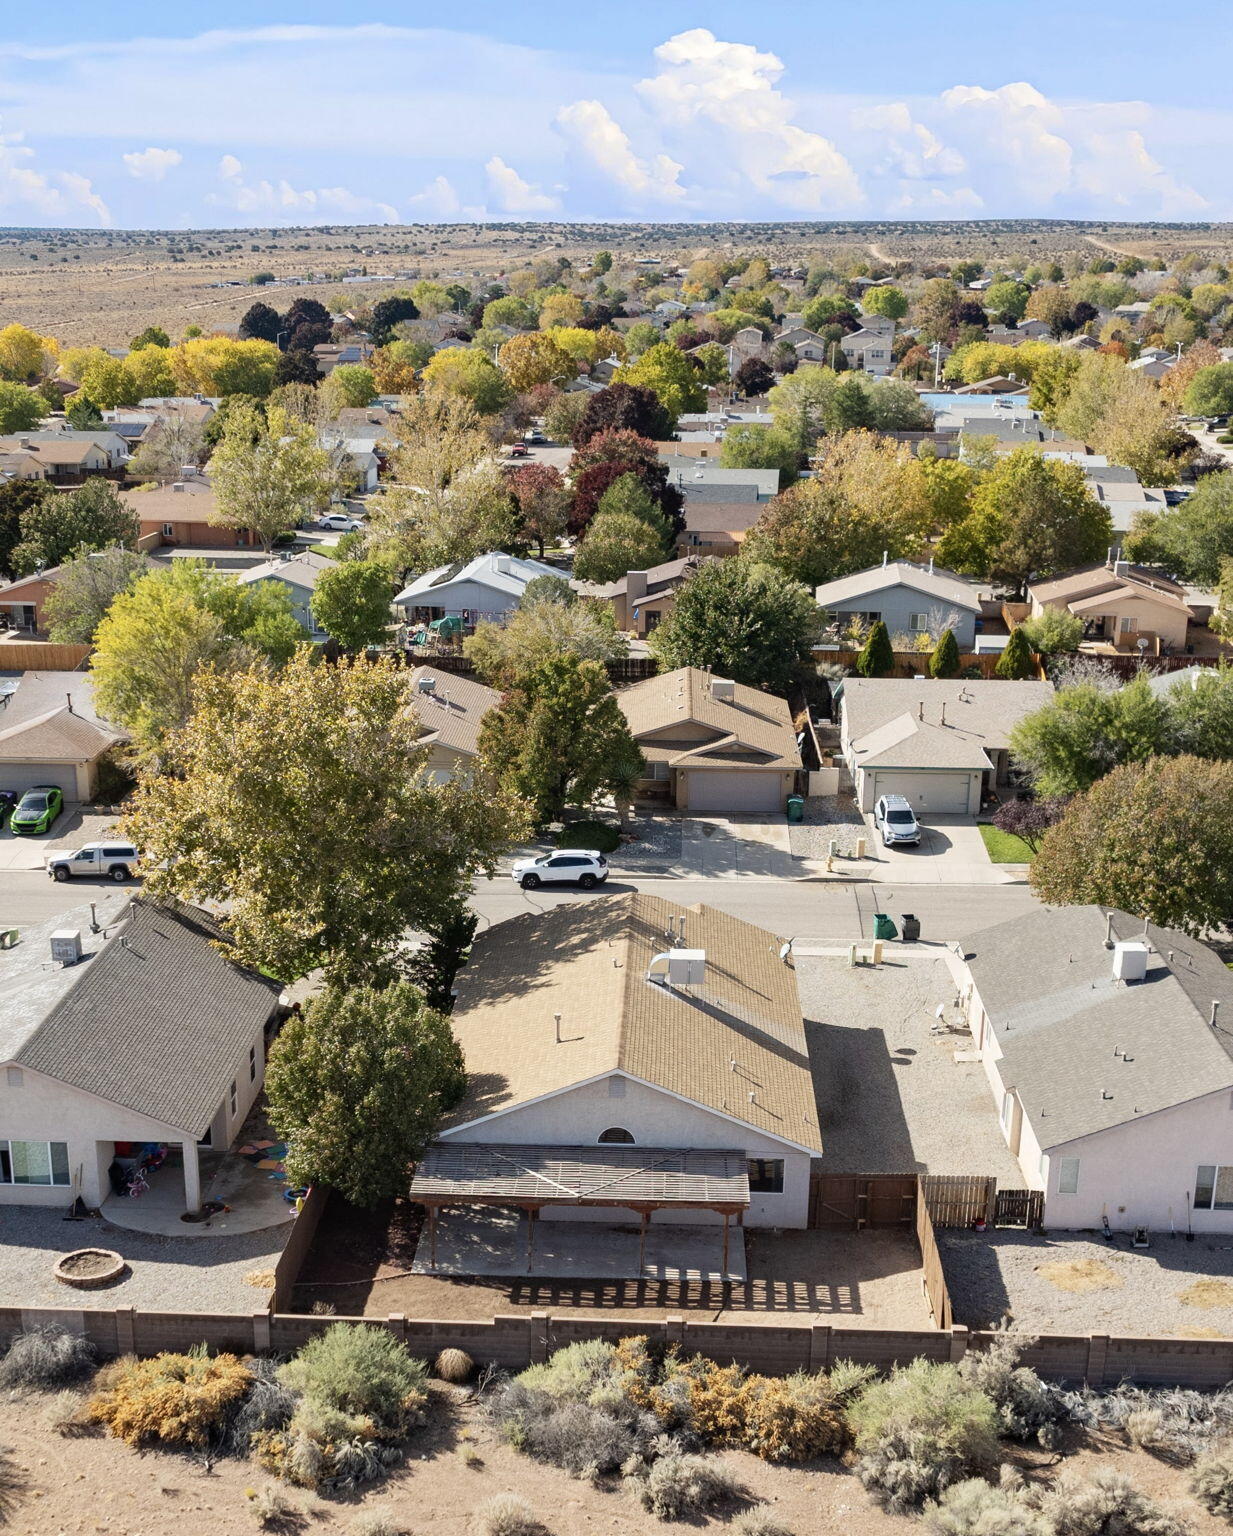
[687, 770, 784, 814]
[0, 764, 78, 798]
[870, 771, 972, 815]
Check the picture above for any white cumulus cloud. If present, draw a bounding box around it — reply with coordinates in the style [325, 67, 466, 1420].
[122, 145, 182, 181]
[484, 156, 559, 214]
[555, 99, 684, 201]
[0, 121, 111, 225]
[211, 154, 398, 223]
[406, 174, 485, 221]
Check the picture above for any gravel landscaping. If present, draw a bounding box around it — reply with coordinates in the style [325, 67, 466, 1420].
[616, 813, 685, 874]
[940, 1227, 1233, 1337]
[788, 794, 867, 859]
[797, 953, 1025, 1182]
[0, 1206, 289, 1313]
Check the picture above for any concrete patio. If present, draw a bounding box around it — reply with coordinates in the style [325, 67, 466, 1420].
[103, 1146, 296, 1238]
[411, 1207, 748, 1283]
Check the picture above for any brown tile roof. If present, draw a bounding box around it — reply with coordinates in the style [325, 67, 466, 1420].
[444, 892, 821, 1153]
[408, 666, 501, 759]
[1029, 564, 1192, 613]
[124, 482, 219, 523]
[618, 667, 802, 771]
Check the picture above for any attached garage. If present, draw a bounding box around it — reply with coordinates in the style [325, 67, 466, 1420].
[0, 763, 80, 799]
[867, 770, 978, 816]
[683, 769, 787, 815]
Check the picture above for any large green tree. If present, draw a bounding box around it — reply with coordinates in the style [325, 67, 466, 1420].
[1124, 471, 1233, 584]
[0, 381, 45, 434]
[311, 559, 397, 652]
[209, 401, 333, 552]
[1030, 756, 1233, 936]
[266, 979, 464, 1206]
[1182, 363, 1233, 418]
[1009, 674, 1172, 797]
[614, 342, 706, 421]
[573, 473, 671, 584]
[479, 653, 641, 825]
[123, 652, 527, 979]
[43, 546, 151, 644]
[465, 593, 626, 687]
[649, 559, 820, 693]
[11, 479, 139, 576]
[0, 478, 49, 579]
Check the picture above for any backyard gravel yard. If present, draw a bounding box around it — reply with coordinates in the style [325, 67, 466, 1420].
[797, 952, 1025, 1183]
[0, 1207, 288, 1313]
[940, 1228, 1233, 1337]
[788, 794, 867, 859]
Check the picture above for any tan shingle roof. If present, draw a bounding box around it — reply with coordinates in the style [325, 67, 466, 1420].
[618, 667, 802, 771]
[0, 705, 119, 763]
[843, 678, 1054, 756]
[1029, 565, 1191, 613]
[444, 892, 821, 1153]
[408, 666, 501, 759]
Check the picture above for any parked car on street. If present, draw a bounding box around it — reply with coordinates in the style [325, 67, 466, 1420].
[10, 785, 65, 836]
[524, 429, 546, 444]
[507, 442, 529, 458]
[511, 850, 610, 890]
[0, 790, 17, 827]
[873, 793, 921, 848]
[318, 512, 362, 532]
[46, 841, 140, 883]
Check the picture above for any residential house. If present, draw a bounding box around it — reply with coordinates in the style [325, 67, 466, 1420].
[1128, 354, 1175, 381]
[619, 666, 802, 814]
[0, 436, 113, 481]
[1060, 333, 1101, 351]
[313, 342, 370, 376]
[954, 375, 1030, 395]
[1114, 301, 1153, 322]
[840, 325, 894, 376]
[1017, 318, 1054, 340]
[0, 569, 59, 633]
[731, 326, 769, 361]
[654, 300, 688, 319]
[419, 893, 822, 1265]
[4, 429, 131, 469]
[840, 677, 1054, 815]
[125, 480, 258, 549]
[957, 905, 1233, 1233]
[394, 550, 562, 624]
[407, 665, 500, 784]
[1077, 462, 1168, 537]
[677, 485, 770, 556]
[815, 560, 984, 651]
[0, 450, 47, 482]
[237, 549, 338, 641]
[0, 671, 125, 800]
[573, 555, 710, 638]
[0, 893, 281, 1213]
[1027, 562, 1196, 654]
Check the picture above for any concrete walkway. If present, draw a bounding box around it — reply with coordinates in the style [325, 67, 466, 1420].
[103, 1150, 295, 1239]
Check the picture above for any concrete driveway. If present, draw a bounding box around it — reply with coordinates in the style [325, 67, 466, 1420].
[0, 806, 121, 872]
[857, 813, 1020, 886]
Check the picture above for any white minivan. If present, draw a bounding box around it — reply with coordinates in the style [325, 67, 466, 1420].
[46, 841, 140, 883]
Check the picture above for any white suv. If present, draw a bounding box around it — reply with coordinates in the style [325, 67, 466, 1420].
[47, 841, 140, 883]
[873, 795, 921, 848]
[511, 850, 609, 890]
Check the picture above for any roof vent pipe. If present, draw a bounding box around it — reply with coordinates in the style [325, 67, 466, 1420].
[1212, 1001, 1221, 1030]
[554, 1012, 562, 1043]
[941, 702, 947, 726]
[918, 701, 924, 722]
[882, 550, 888, 567]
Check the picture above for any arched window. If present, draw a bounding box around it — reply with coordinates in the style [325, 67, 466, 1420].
[598, 1127, 634, 1145]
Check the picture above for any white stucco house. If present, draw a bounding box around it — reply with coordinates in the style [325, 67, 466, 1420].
[394, 551, 562, 623]
[411, 894, 821, 1277]
[237, 548, 337, 641]
[0, 894, 281, 1214]
[407, 665, 500, 784]
[956, 905, 1233, 1234]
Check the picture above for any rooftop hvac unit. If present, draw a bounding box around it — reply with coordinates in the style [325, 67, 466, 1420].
[50, 930, 83, 966]
[711, 677, 736, 702]
[646, 948, 707, 988]
[416, 675, 436, 694]
[1112, 940, 1149, 984]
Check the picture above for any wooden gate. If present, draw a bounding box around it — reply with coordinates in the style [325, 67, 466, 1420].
[809, 1174, 917, 1230]
[994, 1188, 1044, 1229]
[922, 1174, 997, 1228]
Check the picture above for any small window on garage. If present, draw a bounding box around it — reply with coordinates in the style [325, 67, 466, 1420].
[598, 1127, 634, 1144]
[161, 523, 174, 537]
[5, 1067, 22, 1088]
[746, 1158, 784, 1193]
[909, 612, 929, 632]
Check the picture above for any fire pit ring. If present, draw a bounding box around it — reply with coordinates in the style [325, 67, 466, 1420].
[53, 1248, 126, 1289]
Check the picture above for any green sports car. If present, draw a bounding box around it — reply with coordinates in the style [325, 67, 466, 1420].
[10, 785, 64, 835]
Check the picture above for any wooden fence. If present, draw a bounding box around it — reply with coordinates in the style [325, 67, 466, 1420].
[915, 1181, 953, 1330]
[818, 649, 1046, 681]
[399, 651, 659, 684]
[809, 1172, 918, 1230]
[923, 1174, 997, 1229]
[270, 1186, 328, 1312]
[0, 644, 91, 671]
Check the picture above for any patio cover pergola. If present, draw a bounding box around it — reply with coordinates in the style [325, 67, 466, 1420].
[411, 1143, 751, 1275]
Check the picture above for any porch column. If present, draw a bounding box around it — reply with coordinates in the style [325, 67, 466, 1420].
[182, 1141, 201, 1213]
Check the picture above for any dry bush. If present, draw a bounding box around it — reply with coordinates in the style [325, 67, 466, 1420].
[246, 1482, 297, 1529]
[491, 1382, 655, 1478]
[1126, 1408, 1167, 1449]
[0, 1326, 95, 1391]
[1036, 1470, 1192, 1536]
[279, 1325, 428, 1438]
[959, 1334, 1063, 1449]
[0, 1447, 23, 1523]
[733, 1508, 794, 1536]
[633, 1451, 739, 1521]
[828, 1358, 878, 1402]
[923, 1473, 1050, 1536]
[517, 1339, 616, 1401]
[86, 1349, 252, 1449]
[436, 1348, 474, 1383]
[42, 1389, 91, 1437]
[350, 1510, 406, 1536]
[740, 1373, 847, 1462]
[223, 1357, 298, 1456]
[473, 1492, 547, 1536]
[848, 1359, 1001, 1512]
[1191, 1446, 1233, 1517]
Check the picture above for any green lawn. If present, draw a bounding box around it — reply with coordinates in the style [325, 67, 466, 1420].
[978, 824, 1035, 864]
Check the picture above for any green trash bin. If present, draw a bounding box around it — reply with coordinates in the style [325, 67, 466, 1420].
[873, 912, 898, 942]
[786, 794, 805, 823]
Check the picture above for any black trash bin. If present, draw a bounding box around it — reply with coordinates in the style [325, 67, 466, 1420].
[901, 913, 921, 942]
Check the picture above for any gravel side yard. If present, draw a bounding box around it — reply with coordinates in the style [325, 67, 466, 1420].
[0, 1207, 289, 1313]
[614, 813, 685, 873]
[940, 1228, 1233, 1336]
[797, 953, 1026, 1183]
[788, 794, 867, 859]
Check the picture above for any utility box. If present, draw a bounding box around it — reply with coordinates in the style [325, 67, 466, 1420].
[667, 949, 706, 987]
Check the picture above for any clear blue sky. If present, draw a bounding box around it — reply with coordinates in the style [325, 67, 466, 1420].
[0, 1, 1227, 228]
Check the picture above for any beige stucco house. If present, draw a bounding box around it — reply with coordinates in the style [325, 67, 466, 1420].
[1028, 562, 1195, 654]
[573, 555, 710, 638]
[619, 667, 802, 815]
[407, 665, 500, 784]
[954, 906, 1233, 1234]
[0, 672, 125, 801]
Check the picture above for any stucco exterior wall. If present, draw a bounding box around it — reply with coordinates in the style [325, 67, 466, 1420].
[442, 1073, 813, 1229]
[823, 588, 978, 650]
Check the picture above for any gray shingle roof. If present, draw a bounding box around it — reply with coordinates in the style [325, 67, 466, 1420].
[11, 897, 280, 1136]
[964, 906, 1233, 1148]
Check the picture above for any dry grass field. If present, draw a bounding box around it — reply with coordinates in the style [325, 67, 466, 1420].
[6, 220, 1233, 345]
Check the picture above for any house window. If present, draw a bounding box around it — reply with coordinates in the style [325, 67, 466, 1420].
[598, 1127, 634, 1144]
[161, 523, 174, 538]
[249, 1046, 257, 1084]
[1195, 1165, 1233, 1210]
[1057, 1157, 1080, 1195]
[1119, 616, 1138, 635]
[909, 613, 929, 632]
[0, 1140, 70, 1185]
[229, 1080, 238, 1117]
[747, 1158, 785, 1194]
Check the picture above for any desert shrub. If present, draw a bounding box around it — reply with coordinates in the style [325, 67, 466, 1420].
[516, 1339, 617, 1401]
[0, 1447, 22, 1520]
[1191, 1445, 1233, 1517]
[1063, 1385, 1233, 1458]
[436, 1347, 474, 1383]
[1037, 1470, 1192, 1536]
[473, 1492, 546, 1536]
[43, 1389, 90, 1437]
[223, 1357, 298, 1456]
[742, 1372, 847, 1462]
[924, 1473, 1050, 1536]
[254, 1394, 403, 1494]
[351, 1511, 406, 1536]
[86, 1348, 252, 1448]
[733, 1509, 794, 1536]
[0, 1325, 95, 1391]
[280, 1325, 428, 1437]
[492, 1380, 657, 1477]
[634, 1451, 739, 1520]
[828, 1358, 878, 1402]
[959, 1334, 1063, 1448]
[247, 1483, 296, 1529]
[849, 1359, 1001, 1512]
[1127, 1407, 1167, 1449]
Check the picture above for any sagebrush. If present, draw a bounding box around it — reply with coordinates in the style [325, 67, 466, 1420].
[0, 1326, 96, 1391]
[633, 1451, 739, 1520]
[1191, 1446, 1233, 1517]
[86, 1348, 252, 1448]
[473, 1492, 546, 1536]
[279, 1324, 428, 1437]
[959, 1334, 1062, 1449]
[1036, 1470, 1192, 1536]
